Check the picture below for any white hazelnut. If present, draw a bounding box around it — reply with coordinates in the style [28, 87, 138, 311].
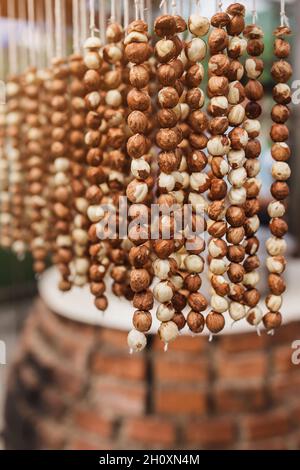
[56, 235, 72, 247]
[158, 172, 176, 192]
[186, 37, 207, 62]
[228, 187, 247, 205]
[228, 104, 245, 126]
[246, 215, 260, 234]
[73, 228, 89, 245]
[73, 275, 87, 287]
[208, 239, 224, 258]
[158, 321, 179, 344]
[184, 254, 204, 273]
[229, 302, 246, 321]
[84, 36, 101, 49]
[227, 149, 246, 168]
[180, 103, 190, 121]
[228, 81, 243, 105]
[228, 36, 247, 56]
[265, 294, 282, 312]
[127, 329, 147, 353]
[210, 259, 228, 275]
[75, 198, 89, 214]
[245, 58, 263, 79]
[87, 205, 105, 223]
[105, 89, 122, 108]
[153, 259, 172, 280]
[266, 256, 285, 274]
[228, 167, 247, 188]
[243, 271, 260, 288]
[74, 258, 89, 275]
[266, 236, 287, 256]
[211, 294, 228, 313]
[170, 274, 184, 290]
[86, 91, 101, 108]
[156, 303, 175, 322]
[127, 180, 148, 203]
[155, 39, 175, 61]
[179, 156, 187, 172]
[84, 51, 101, 69]
[245, 159, 261, 177]
[131, 159, 151, 179]
[267, 201, 286, 218]
[54, 172, 69, 186]
[243, 119, 261, 138]
[124, 31, 148, 44]
[247, 306, 263, 326]
[207, 135, 231, 156]
[188, 14, 210, 37]
[210, 96, 228, 114]
[54, 158, 70, 172]
[153, 281, 174, 303]
[188, 193, 207, 214]
[271, 162, 291, 181]
[190, 172, 210, 192]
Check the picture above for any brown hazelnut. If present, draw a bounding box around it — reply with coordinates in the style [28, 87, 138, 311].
[129, 65, 150, 88]
[271, 104, 290, 124]
[208, 54, 230, 76]
[227, 245, 245, 263]
[263, 311, 282, 330]
[94, 296, 108, 311]
[209, 117, 229, 135]
[243, 288, 260, 308]
[226, 3, 246, 16]
[228, 263, 245, 283]
[189, 132, 208, 150]
[90, 282, 106, 297]
[127, 88, 151, 111]
[83, 69, 101, 91]
[154, 15, 177, 38]
[185, 64, 204, 88]
[227, 60, 244, 81]
[245, 57, 264, 79]
[211, 275, 230, 296]
[269, 218, 288, 237]
[244, 198, 260, 217]
[155, 39, 177, 63]
[129, 245, 150, 268]
[186, 88, 205, 110]
[211, 156, 229, 178]
[157, 64, 176, 86]
[156, 128, 180, 151]
[247, 39, 264, 56]
[127, 19, 148, 35]
[206, 311, 225, 333]
[172, 292, 187, 311]
[170, 58, 184, 78]
[188, 110, 208, 133]
[184, 274, 201, 293]
[133, 310, 152, 332]
[130, 268, 151, 293]
[207, 76, 229, 97]
[274, 38, 291, 58]
[271, 142, 291, 161]
[211, 12, 230, 28]
[244, 237, 260, 255]
[245, 139, 261, 159]
[187, 311, 205, 334]
[226, 226, 245, 244]
[272, 83, 291, 104]
[187, 150, 207, 172]
[208, 28, 229, 54]
[229, 127, 249, 150]
[152, 239, 175, 259]
[228, 283, 245, 302]
[226, 206, 245, 227]
[208, 199, 226, 221]
[271, 60, 293, 83]
[270, 124, 289, 142]
[245, 101, 262, 119]
[226, 15, 245, 36]
[268, 273, 286, 295]
[158, 87, 179, 109]
[245, 79, 264, 101]
[187, 293, 207, 313]
[244, 255, 260, 272]
[228, 81, 245, 105]
[209, 178, 227, 201]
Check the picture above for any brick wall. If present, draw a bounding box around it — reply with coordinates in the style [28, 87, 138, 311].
[4, 299, 300, 450]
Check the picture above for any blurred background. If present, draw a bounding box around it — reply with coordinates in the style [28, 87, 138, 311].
[0, 0, 300, 451]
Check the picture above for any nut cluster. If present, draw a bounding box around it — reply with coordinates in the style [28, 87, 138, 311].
[264, 25, 292, 332]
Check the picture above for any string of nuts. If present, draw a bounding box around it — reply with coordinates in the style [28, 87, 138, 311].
[263, 24, 292, 333]
[0, 99, 9, 247]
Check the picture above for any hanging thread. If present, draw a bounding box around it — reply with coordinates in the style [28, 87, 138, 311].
[124, 0, 129, 30]
[196, 0, 201, 15]
[45, 0, 54, 65]
[8, 0, 18, 75]
[134, 0, 140, 20]
[54, 0, 63, 58]
[252, 0, 257, 24]
[89, 0, 96, 36]
[140, 0, 145, 21]
[99, 0, 106, 43]
[36, 0, 45, 68]
[27, 0, 36, 66]
[171, 0, 177, 16]
[160, 0, 168, 15]
[80, 0, 88, 43]
[145, 0, 152, 30]
[111, 0, 116, 23]
[215, 0, 223, 12]
[72, 0, 80, 53]
[280, 0, 290, 27]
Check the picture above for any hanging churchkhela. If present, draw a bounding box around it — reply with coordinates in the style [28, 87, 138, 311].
[0, 0, 294, 352]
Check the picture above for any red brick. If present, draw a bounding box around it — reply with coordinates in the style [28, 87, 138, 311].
[94, 378, 146, 416]
[153, 334, 208, 353]
[185, 418, 236, 448]
[123, 417, 176, 447]
[68, 439, 115, 450]
[154, 356, 209, 384]
[273, 344, 296, 374]
[216, 352, 268, 380]
[155, 388, 207, 415]
[272, 322, 300, 346]
[269, 371, 300, 403]
[213, 382, 267, 413]
[238, 438, 288, 450]
[91, 352, 146, 381]
[73, 409, 114, 439]
[242, 410, 290, 441]
[218, 331, 267, 353]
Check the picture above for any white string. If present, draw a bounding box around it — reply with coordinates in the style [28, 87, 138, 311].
[134, 0, 140, 20]
[36, 0, 45, 68]
[252, 0, 257, 24]
[89, 0, 96, 36]
[99, 0, 106, 43]
[140, 0, 145, 21]
[27, 0, 36, 66]
[45, 0, 54, 65]
[80, 0, 88, 42]
[54, 0, 63, 57]
[280, 0, 290, 27]
[215, 0, 222, 12]
[8, 0, 18, 74]
[196, 0, 201, 15]
[146, 0, 152, 30]
[19, 0, 28, 71]
[62, 0, 67, 56]
[160, 0, 168, 15]
[123, 0, 129, 30]
[111, 0, 116, 22]
[72, 0, 80, 53]
[171, 0, 177, 15]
